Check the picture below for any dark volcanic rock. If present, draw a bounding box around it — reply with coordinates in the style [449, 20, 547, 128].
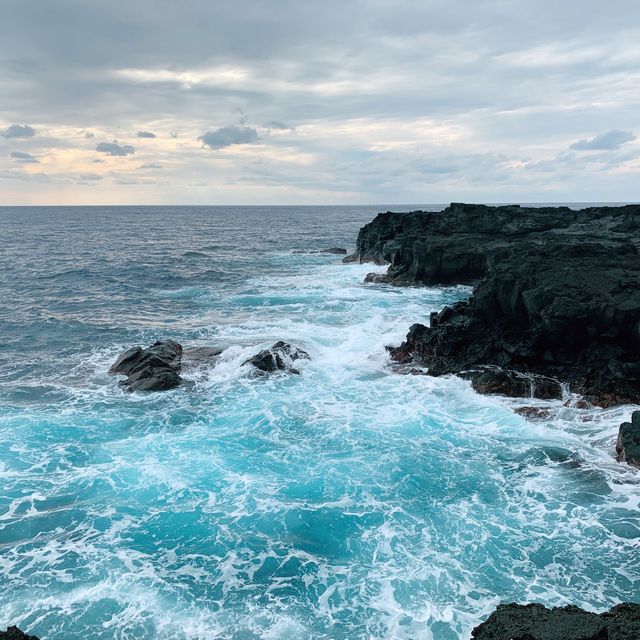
[369, 203, 640, 406]
[364, 272, 392, 284]
[515, 406, 552, 420]
[471, 602, 640, 640]
[243, 341, 310, 375]
[461, 369, 563, 401]
[617, 411, 640, 468]
[0, 627, 40, 640]
[110, 340, 183, 392]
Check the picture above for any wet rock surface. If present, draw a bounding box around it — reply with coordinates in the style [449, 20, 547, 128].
[514, 406, 552, 420]
[471, 602, 640, 640]
[109, 339, 183, 392]
[617, 410, 640, 468]
[243, 341, 310, 375]
[353, 203, 640, 407]
[0, 628, 40, 640]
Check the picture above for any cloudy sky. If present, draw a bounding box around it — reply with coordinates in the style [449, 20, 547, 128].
[1, 0, 639, 205]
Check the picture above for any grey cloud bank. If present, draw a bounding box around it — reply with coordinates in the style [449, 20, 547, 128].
[199, 126, 260, 150]
[570, 130, 636, 151]
[0, 0, 639, 203]
[2, 124, 35, 138]
[95, 142, 135, 156]
[10, 150, 38, 163]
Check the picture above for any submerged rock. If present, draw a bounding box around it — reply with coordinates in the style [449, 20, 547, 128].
[364, 272, 392, 284]
[471, 602, 640, 639]
[617, 411, 640, 469]
[243, 341, 310, 375]
[321, 247, 347, 255]
[361, 203, 640, 407]
[293, 247, 347, 255]
[0, 628, 40, 640]
[515, 406, 552, 420]
[109, 340, 183, 392]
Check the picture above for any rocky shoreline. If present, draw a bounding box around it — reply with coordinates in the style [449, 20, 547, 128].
[346, 203, 640, 409]
[347, 203, 640, 637]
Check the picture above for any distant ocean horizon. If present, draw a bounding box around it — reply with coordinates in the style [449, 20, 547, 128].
[0, 205, 638, 639]
[1, 201, 637, 209]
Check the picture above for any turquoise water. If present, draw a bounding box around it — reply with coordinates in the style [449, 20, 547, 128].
[0, 206, 638, 639]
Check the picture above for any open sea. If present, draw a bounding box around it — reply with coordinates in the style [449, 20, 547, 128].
[0, 205, 638, 640]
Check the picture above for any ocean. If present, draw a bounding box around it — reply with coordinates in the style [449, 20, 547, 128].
[0, 205, 638, 639]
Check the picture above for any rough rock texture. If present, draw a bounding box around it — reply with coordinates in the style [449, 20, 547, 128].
[349, 203, 640, 407]
[109, 340, 183, 392]
[243, 341, 310, 375]
[514, 406, 552, 420]
[0, 628, 40, 640]
[617, 410, 640, 468]
[471, 602, 640, 640]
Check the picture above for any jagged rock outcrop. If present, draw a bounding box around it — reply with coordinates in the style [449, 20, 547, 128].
[243, 341, 310, 375]
[349, 203, 640, 407]
[109, 340, 222, 392]
[0, 627, 40, 640]
[109, 340, 183, 392]
[471, 602, 640, 639]
[345, 203, 640, 286]
[617, 411, 640, 468]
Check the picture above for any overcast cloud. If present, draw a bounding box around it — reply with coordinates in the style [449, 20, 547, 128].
[0, 0, 638, 204]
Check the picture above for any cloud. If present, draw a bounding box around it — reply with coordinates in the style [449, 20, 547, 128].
[263, 120, 294, 131]
[95, 141, 135, 156]
[198, 125, 259, 149]
[570, 130, 636, 151]
[138, 162, 163, 169]
[1, 124, 35, 138]
[2, 1, 640, 203]
[136, 130, 156, 138]
[10, 150, 39, 163]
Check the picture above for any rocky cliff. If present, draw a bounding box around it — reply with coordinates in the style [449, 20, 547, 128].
[347, 203, 640, 407]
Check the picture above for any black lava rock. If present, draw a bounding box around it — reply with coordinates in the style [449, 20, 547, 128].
[471, 602, 640, 640]
[0, 627, 40, 640]
[361, 203, 640, 407]
[617, 410, 640, 468]
[243, 341, 310, 375]
[109, 340, 183, 392]
[364, 272, 392, 284]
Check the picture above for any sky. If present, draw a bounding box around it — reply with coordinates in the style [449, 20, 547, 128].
[0, 0, 639, 205]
